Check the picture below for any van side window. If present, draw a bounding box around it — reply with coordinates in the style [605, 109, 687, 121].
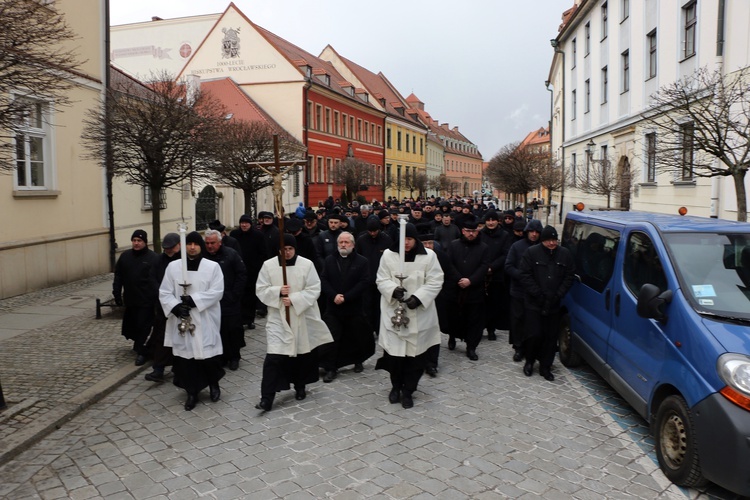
[624, 232, 667, 295]
[563, 221, 619, 292]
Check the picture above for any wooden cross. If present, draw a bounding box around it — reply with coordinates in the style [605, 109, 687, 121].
[250, 134, 306, 323]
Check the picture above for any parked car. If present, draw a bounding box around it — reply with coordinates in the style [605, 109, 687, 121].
[559, 209, 750, 496]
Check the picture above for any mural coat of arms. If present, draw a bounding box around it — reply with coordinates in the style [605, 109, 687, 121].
[221, 27, 240, 59]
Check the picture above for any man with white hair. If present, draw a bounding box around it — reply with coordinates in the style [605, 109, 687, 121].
[318, 232, 374, 382]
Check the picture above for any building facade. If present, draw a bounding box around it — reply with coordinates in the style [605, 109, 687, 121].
[0, 0, 109, 299]
[549, 0, 750, 219]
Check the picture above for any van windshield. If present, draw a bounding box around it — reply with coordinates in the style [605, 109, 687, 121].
[664, 232, 750, 320]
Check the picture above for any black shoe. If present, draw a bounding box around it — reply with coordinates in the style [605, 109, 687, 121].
[513, 349, 524, 362]
[209, 384, 221, 402]
[467, 350, 479, 361]
[246, 323, 255, 330]
[353, 363, 364, 373]
[448, 337, 456, 350]
[144, 369, 164, 382]
[295, 387, 306, 400]
[425, 366, 438, 377]
[540, 370, 555, 382]
[323, 370, 337, 383]
[388, 388, 400, 404]
[228, 359, 240, 371]
[256, 310, 267, 318]
[523, 362, 534, 377]
[135, 355, 147, 366]
[184, 393, 197, 411]
[401, 392, 414, 409]
[255, 398, 272, 411]
[487, 331, 497, 341]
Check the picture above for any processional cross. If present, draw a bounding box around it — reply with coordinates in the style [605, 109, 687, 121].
[250, 134, 306, 323]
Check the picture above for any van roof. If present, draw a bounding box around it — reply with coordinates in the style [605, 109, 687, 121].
[566, 210, 750, 233]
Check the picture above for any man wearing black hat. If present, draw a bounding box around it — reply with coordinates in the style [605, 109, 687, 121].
[434, 212, 460, 249]
[480, 210, 513, 341]
[418, 233, 451, 377]
[303, 211, 323, 238]
[254, 234, 333, 411]
[285, 217, 321, 271]
[504, 219, 543, 362]
[519, 225, 575, 381]
[443, 216, 490, 360]
[204, 229, 247, 371]
[159, 231, 225, 410]
[229, 214, 270, 330]
[356, 216, 393, 333]
[314, 214, 345, 261]
[113, 229, 160, 366]
[258, 211, 280, 255]
[375, 223, 444, 409]
[501, 210, 517, 236]
[144, 232, 180, 382]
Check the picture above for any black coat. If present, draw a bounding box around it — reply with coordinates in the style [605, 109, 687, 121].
[113, 248, 160, 307]
[480, 227, 512, 283]
[293, 231, 322, 272]
[444, 236, 490, 304]
[228, 227, 269, 289]
[505, 238, 537, 298]
[356, 231, 392, 284]
[314, 229, 342, 261]
[320, 252, 370, 315]
[519, 244, 575, 313]
[205, 245, 247, 316]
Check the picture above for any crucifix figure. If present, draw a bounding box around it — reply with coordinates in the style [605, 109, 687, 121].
[250, 134, 306, 322]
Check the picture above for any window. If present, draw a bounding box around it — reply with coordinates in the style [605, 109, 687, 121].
[683, 1, 697, 59]
[406, 133, 410, 152]
[648, 30, 657, 78]
[584, 79, 591, 113]
[386, 128, 392, 149]
[333, 111, 339, 135]
[397, 131, 402, 151]
[413, 136, 416, 154]
[14, 97, 51, 189]
[585, 22, 591, 55]
[357, 119, 362, 140]
[622, 0, 629, 21]
[377, 126, 382, 145]
[306, 102, 313, 130]
[293, 167, 300, 196]
[624, 232, 667, 295]
[646, 132, 656, 182]
[563, 222, 619, 293]
[681, 122, 694, 180]
[342, 114, 347, 137]
[370, 124, 375, 144]
[601, 66, 608, 103]
[326, 158, 332, 183]
[622, 50, 630, 92]
[316, 156, 323, 182]
[364, 121, 369, 142]
[600, 145, 608, 175]
[143, 186, 166, 210]
[571, 89, 577, 120]
[315, 105, 322, 130]
[397, 165, 402, 186]
[601, 2, 608, 39]
[571, 38, 577, 68]
[420, 138, 424, 155]
[349, 116, 354, 138]
[325, 108, 331, 133]
[571, 153, 577, 186]
[386, 164, 392, 183]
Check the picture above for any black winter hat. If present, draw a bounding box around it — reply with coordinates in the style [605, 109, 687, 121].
[131, 229, 148, 243]
[239, 214, 253, 224]
[303, 211, 317, 221]
[186, 231, 203, 245]
[404, 223, 419, 239]
[366, 216, 381, 231]
[283, 233, 297, 249]
[258, 211, 274, 219]
[208, 219, 226, 232]
[285, 218, 302, 233]
[540, 225, 559, 242]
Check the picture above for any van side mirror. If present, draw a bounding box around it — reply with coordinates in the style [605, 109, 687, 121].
[637, 283, 673, 323]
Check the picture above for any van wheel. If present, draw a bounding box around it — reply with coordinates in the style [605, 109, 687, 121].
[558, 314, 581, 367]
[654, 395, 708, 488]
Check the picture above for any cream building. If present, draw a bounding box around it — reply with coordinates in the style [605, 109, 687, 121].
[0, 0, 109, 299]
[549, 0, 750, 220]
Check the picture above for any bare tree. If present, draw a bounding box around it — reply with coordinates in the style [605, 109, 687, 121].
[81, 71, 227, 252]
[0, 0, 85, 170]
[429, 173, 451, 197]
[332, 156, 375, 205]
[486, 141, 545, 209]
[402, 168, 426, 199]
[211, 120, 304, 215]
[641, 66, 750, 221]
[536, 158, 565, 222]
[573, 155, 631, 208]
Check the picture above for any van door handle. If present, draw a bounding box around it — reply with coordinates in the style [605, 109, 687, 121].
[614, 293, 620, 316]
[605, 288, 611, 310]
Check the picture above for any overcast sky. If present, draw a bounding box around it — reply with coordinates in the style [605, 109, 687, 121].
[110, 0, 570, 160]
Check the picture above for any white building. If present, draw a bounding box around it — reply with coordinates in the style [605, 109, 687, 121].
[549, 0, 750, 220]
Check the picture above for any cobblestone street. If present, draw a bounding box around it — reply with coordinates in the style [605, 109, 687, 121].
[0, 275, 741, 499]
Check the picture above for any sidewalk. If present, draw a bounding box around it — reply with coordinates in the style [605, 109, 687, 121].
[0, 273, 145, 466]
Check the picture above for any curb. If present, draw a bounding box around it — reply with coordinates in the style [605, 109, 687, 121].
[0, 362, 146, 467]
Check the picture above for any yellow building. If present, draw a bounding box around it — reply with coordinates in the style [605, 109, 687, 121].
[0, 1, 109, 298]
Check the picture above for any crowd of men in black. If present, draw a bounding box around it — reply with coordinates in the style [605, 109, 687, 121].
[112, 194, 575, 408]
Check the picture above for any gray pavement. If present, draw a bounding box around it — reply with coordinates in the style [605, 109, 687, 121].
[0, 274, 741, 499]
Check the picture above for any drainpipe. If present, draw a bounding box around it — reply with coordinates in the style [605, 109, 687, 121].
[551, 39, 566, 223]
[302, 78, 311, 207]
[710, 0, 726, 218]
[104, 0, 116, 269]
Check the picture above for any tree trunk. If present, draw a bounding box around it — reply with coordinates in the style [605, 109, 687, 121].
[150, 191, 162, 254]
[732, 170, 748, 222]
[243, 188, 254, 218]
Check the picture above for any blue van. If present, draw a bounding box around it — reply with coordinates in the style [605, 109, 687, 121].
[559, 210, 750, 496]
